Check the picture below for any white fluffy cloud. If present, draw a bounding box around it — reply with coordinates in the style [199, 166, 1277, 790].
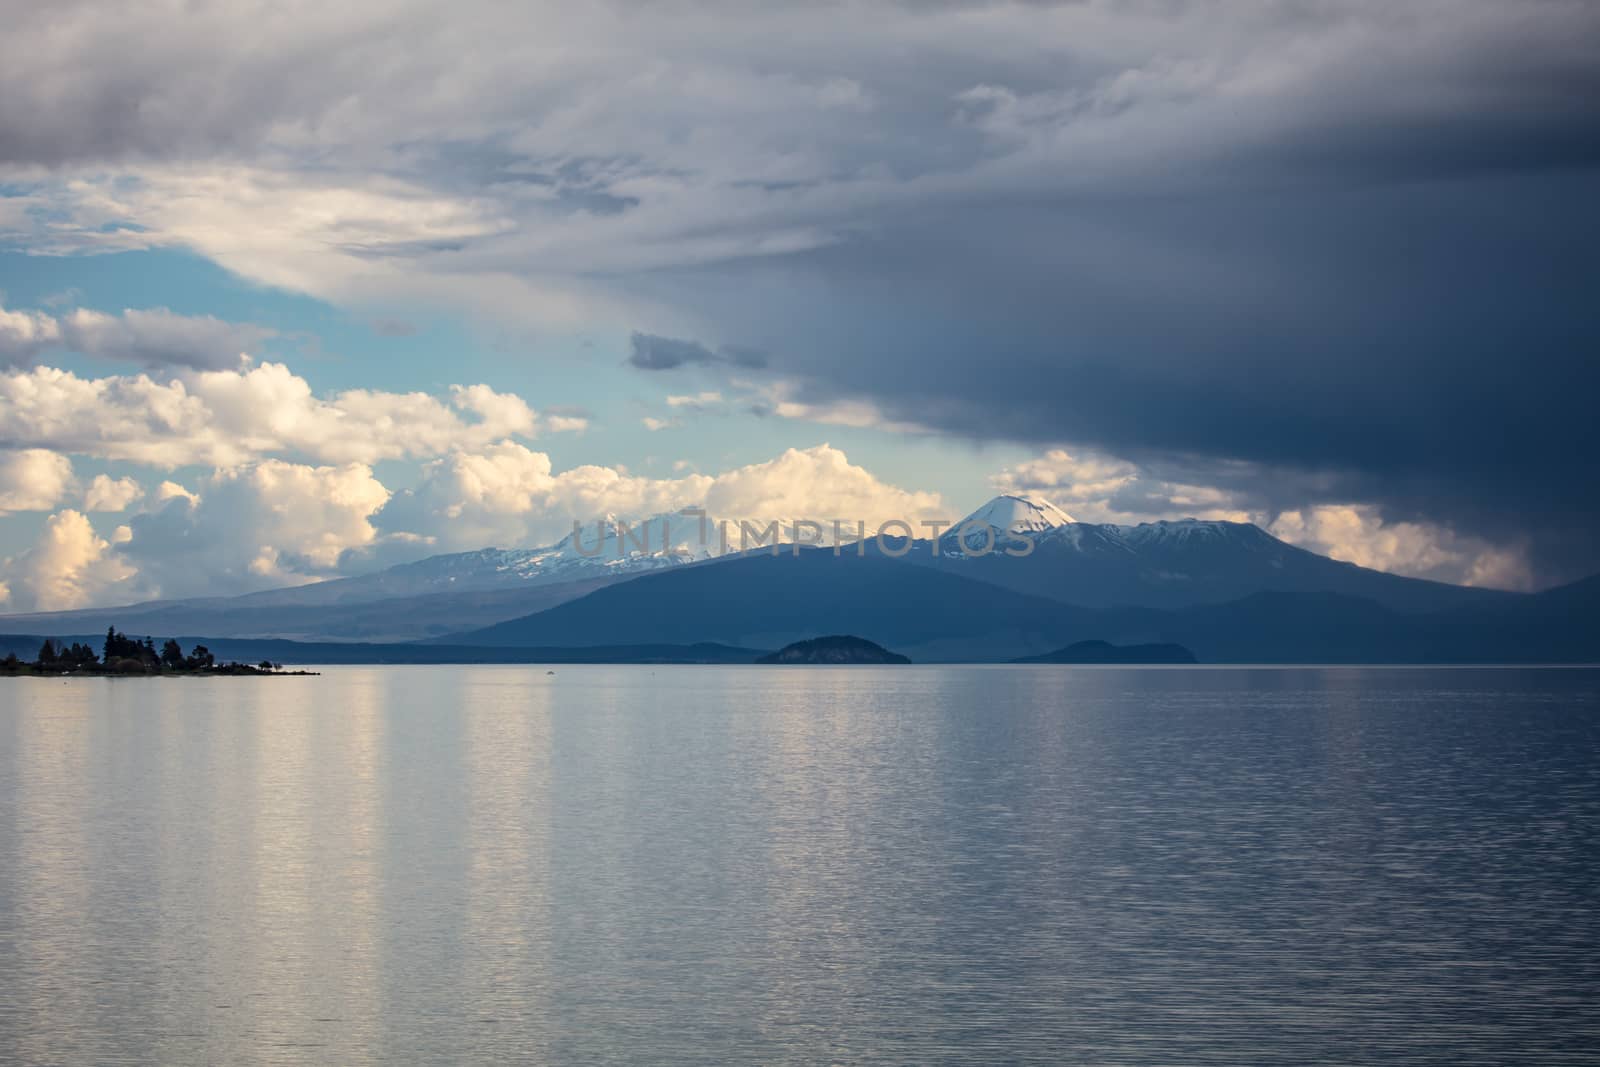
[83, 474, 144, 512]
[379, 440, 714, 550]
[0, 302, 268, 369]
[0, 362, 548, 466]
[116, 460, 392, 599]
[1269, 506, 1534, 592]
[384, 442, 945, 553]
[705, 445, 946, 528]
[0, 509, 137, 611]
[0, 449, 75, 513]
[155, 480, 198, 505]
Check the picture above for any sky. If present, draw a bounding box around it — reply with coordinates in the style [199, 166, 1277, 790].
[1, 0, 1596, 612]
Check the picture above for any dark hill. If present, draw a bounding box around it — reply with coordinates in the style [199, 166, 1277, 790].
[757, 635, 910, 664]
[447, 549, 1097, 660]
[1014, 640, 1197, 664]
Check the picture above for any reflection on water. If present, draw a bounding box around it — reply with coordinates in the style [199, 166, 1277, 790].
[1, 666, 1598, 1064]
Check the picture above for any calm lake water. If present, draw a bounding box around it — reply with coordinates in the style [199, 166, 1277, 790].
[1, 665, 1597, 1065]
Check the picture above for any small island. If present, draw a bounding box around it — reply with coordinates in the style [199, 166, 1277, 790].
[1012, 639, 1198, 664]
[756, 635, 911, 664]
[2, 628, 316, 677]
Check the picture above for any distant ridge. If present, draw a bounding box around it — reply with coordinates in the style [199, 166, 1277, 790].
[1013, 640, 1197, 664]
[757, 635, 910, 664]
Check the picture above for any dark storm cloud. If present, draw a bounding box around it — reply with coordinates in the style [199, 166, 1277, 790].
[639, 159, 1600, 582]
[596, 3, 1600, 586]
[627, 333, 767, 371]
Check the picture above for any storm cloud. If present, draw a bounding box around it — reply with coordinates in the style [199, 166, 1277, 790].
[627, 332, 768, 372]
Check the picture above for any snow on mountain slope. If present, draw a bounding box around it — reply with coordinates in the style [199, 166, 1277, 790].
[331, 509, 730, 600]
[1032, 521, 1140, 557]
[955, 494, 1076, 535]
[914, 508, 1505, 612]
[1115, 519, 1278, 551]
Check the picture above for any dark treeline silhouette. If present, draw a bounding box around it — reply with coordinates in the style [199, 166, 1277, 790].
[100, 627, 217, 672]
[3, 628, 300, 676]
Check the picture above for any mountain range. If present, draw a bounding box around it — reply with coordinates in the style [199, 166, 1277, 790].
[912, 495, 1509, 613]
[2, 494, 1594, 662]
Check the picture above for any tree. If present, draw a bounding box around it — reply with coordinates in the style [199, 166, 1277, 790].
[161, 639, 185, 669]
[61, 642, 97, 668]
[104, 627, 141, 663]
[187, 645, 214, 670]
[37, 640, 57, 667]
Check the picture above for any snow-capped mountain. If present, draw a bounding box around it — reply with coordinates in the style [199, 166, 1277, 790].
[913, 496, 1505, 613]
[955, 493, 1076, 535]
[267, 509, 733, 606]
[939, 493, 1077, 553]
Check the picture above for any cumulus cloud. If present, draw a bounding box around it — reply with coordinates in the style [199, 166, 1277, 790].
[705, 445, 946, 529]
[543, 406, 592, 433]
[114, 461, 392, 599]
[0, 362, 541, 466]
[0, 449, 75, 513]
[0, 509, 138, 611]
[154, 480, 198, 505]
[83, 474, 144, 512]
[1269, 506, 1534, 592]
[377, 441, 711, 550]
[379, 442, 944, 553]
[0, 302, 268, 369]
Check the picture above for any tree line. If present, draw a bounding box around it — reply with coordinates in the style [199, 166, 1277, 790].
[2, 628, 281, 675]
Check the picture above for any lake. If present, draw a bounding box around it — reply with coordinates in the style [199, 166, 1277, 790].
[2, 665, 1597, 1064]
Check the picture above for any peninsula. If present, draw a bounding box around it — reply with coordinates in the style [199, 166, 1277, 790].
[2, 629, 316, 677]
